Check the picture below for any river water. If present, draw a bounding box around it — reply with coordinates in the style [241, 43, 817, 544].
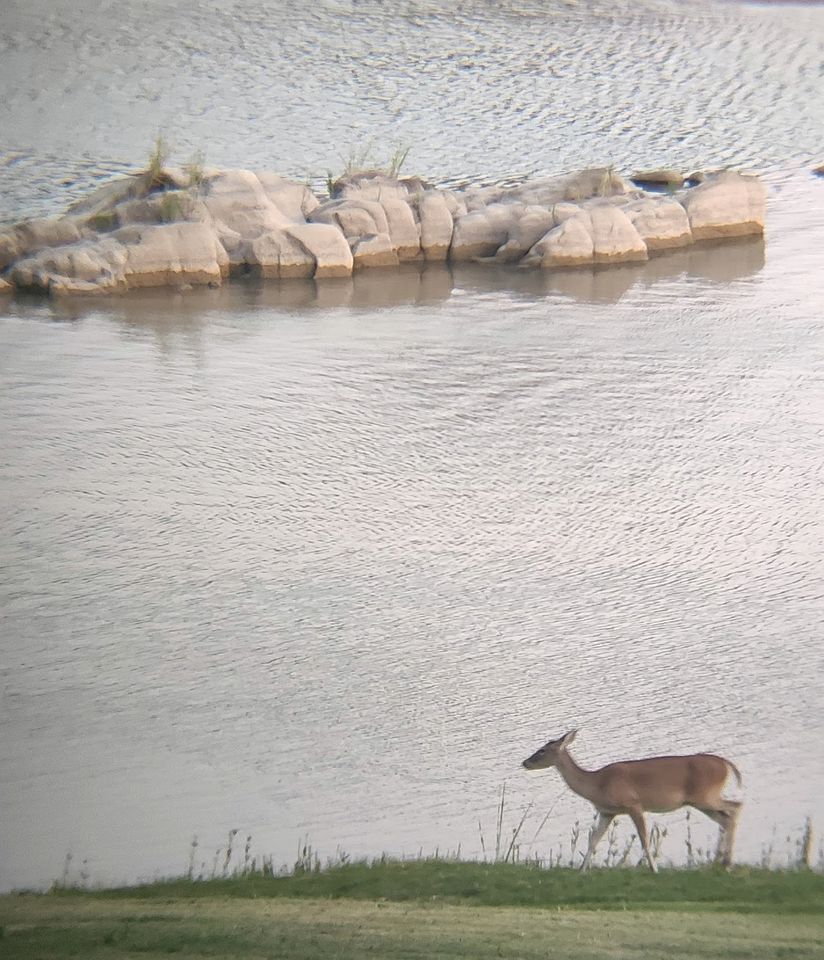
[1, 0, 824, 891]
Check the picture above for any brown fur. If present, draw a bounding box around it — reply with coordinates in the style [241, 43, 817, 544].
[523, 731, 743, 872]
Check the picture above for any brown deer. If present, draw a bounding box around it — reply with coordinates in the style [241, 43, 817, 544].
[523, 729, 743, 872]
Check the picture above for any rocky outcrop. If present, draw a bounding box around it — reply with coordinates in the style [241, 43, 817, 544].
[678, 170, 766, 241]
[0, 165, 766, 296]
[630, 168, 685, 188]
[624, 196, 693, 251]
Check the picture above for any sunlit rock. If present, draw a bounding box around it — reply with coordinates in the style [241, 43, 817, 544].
[0, 217, 87, 271]
[256, 171, 319, 220]
[624, 196, 693, 250]
[10, 235, 128, 293]
[630, 168, 684, 188]
[286, 222, 354, 278]
[678, 171, 765, 240]
[587, 203, 648, 263]
[494, 206, 556, 262]
[415, 191, 454, 262]
[116, 222, 229, 288]
[466, 167, 632, 211]
[0, 164, 768, 295]
[374, 195, 421, 261]
[309, 198, 390, 239]
[247, 230, 316, 279]
[450, 203, 527, 262]
[350, 233, 400, 269]
[330, 171, 429, 202]
[524, 215, 595, 268]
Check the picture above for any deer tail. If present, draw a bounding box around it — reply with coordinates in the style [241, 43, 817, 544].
[726, 759, 743, 787]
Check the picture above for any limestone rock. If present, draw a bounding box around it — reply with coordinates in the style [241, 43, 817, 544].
[416, 192, 454, 261]
[494, 206, 556, 262]
[67, 175, 146, 219]
[450, 203, 526, 262]
[0, 276, 13, 294]
[115, 190, 206, 226]
[466, 168, 632, 211]
[524, 215, 594, 268]
[115, 223, 228, 288]
[200, 170, 289, 251]
[351, 234, 399, 269]
[285, 223, 354, 278]
[0, 217, 86, 271]
[331, 171, 428, 202]
[10, 235, 128, 293]
[309, 198, 390, 240]
[248, 230, 316, 278]
[679, 171, 765, 240]
[624, 197, 692, 250]
[378, 195, 421, 260]
[630, 168, 684, 188]
[256, 172, 320, 220]
[587, 203, 648, 263]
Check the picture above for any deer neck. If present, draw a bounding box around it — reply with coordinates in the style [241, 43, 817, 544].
[555, 750, 600, 804]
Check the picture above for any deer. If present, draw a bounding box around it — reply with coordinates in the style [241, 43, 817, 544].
[522, 729, 742, 873]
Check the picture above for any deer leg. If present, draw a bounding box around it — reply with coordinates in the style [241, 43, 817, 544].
[628, 809, 658, 873]
[580, 812, 615, 871]
[698, 801, 742, 867]
[721, 801, 742, 866]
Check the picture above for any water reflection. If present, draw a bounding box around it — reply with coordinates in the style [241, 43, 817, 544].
[2, 235, 768, 336]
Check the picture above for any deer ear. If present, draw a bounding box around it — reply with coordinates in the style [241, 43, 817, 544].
[561, 729, 578, 747]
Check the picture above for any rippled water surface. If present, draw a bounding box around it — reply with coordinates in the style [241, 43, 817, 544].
[2, 1, 824, 891]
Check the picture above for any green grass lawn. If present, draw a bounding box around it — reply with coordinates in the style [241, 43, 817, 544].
[2, 862, 822, 960]
[76, 860, 824, 913]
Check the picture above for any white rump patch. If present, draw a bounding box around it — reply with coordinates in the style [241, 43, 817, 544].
[721, 764, 744, 803]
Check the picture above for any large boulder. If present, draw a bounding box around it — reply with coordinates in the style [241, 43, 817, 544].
[450, 203, 526, 261]
[378, 195, 420, 260]
[523, 204, 648, 268]
[587, 203, 648, 263]
[630, 168, 685, 188]
[256, 171, 319, 220]
[67, 175, 147, 219]
[307, 198, 396, 270]
[494, 206, 556, 262]
[309, 198, 390, 239]
[116, 222, 229, 288]
[331, 171, 427, 202]
[464, 167, 633, 211]
[285, 223, 354, 278]
[524, 215, 595, 268]
[199, 170, 290, 251]
[416, 192, 455, 261]
[10, 235, 129, 293]
[679, 171, 765, 240]
[624, 196, 693, 250]
[0, 217, 87, 271]
[350, 234, 399, 269]
[244, 230, 315, 279]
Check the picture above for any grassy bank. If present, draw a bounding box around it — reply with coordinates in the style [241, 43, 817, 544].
[63, 860, 824, 913]
[2, 862, 823, 960]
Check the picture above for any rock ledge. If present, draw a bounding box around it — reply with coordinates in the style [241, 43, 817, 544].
[0, 166, 766, 296]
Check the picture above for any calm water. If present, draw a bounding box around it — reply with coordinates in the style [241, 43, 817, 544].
[2, 0, 824, 890]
